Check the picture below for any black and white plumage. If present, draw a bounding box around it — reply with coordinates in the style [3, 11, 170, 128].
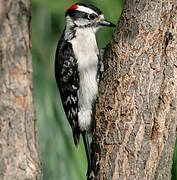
[55, 2, 115, 176]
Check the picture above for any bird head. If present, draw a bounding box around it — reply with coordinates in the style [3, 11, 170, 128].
[65, 3, 116, 32]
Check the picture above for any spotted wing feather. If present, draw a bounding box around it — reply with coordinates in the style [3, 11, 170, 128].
[55, 36, 80, 146]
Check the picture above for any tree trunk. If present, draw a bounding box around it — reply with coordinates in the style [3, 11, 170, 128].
[90, 0, 177, 179]
[0, 0, 42, 179]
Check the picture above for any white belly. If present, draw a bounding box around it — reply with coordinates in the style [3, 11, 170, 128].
[70, 28, 99, 131]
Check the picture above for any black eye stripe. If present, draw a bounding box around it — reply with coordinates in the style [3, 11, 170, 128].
[66, 9, 98, 21]
[66, 9, 88, 19]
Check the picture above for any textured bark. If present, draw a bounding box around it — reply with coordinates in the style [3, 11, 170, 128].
[90, 0, 177, 179]
[0, 0, 42, 179]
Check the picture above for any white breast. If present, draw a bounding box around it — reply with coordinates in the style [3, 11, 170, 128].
[70, 28, 99, 131]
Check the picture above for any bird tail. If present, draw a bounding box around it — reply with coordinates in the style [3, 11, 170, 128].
[82, 131, 92, 177]
[73, 128, 80, 148]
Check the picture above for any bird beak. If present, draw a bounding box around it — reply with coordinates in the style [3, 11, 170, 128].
[99, 19, 116, 27]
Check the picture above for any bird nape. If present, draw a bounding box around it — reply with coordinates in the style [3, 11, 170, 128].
[55, 2, 116, 177]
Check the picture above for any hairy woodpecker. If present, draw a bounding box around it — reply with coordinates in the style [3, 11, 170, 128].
[55, 2, 115, 176]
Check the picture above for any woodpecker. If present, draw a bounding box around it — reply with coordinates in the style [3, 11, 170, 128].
[55, 2, 115, 176]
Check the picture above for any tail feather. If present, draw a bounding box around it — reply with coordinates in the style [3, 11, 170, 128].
[73, 128, 80, 148]
[82, 131, 91, 177]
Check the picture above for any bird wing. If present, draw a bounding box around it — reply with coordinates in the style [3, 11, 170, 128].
[55, 39, 80, 147]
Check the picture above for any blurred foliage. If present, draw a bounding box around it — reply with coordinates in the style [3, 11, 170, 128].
[31, 0, 177, 179]
[172, 139, 177, 180]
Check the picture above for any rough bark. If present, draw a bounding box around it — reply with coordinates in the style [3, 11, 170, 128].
[90, 0, 177, 179]
[0, 0, 42, 179]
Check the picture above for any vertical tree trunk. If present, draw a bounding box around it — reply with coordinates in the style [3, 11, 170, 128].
[0, 0, 42, 179]
[91, 0, 177, 179]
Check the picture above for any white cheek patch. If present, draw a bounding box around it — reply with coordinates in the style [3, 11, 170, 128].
[77, 6, 97, 15]
[75, 18, 90, 26]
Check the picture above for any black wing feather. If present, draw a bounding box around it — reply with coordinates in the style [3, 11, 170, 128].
[55, 36, 80, 146]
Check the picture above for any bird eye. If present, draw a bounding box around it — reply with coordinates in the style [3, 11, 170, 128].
[88, 13, 97, 20]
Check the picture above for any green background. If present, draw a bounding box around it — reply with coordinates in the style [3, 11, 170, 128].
[31, 0, 177, 179]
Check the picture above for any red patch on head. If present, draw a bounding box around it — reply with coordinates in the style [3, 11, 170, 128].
[67, 4, 78, 11]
